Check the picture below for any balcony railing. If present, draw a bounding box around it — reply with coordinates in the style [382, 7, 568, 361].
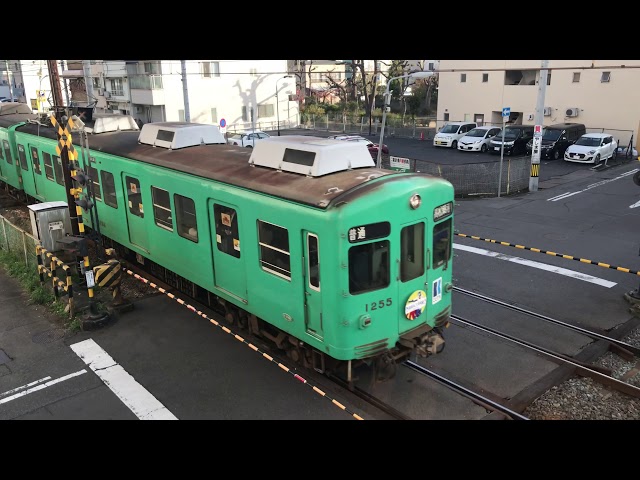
[130, 74, 163, 90]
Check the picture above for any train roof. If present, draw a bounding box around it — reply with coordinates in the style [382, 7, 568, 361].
[13, 120, 439, 209]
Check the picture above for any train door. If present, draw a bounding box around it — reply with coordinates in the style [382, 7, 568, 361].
[122, 174, 149, 251]
[398, 221, 428, 333]
[303, 231, 323, 340]
[29, 145, 45, 198]
[208, 199, 247, 302]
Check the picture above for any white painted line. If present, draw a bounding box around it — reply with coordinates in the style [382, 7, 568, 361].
[453, 243, 617, 288]
[548, 168, 639, 202]
[70, 339, 177, 420]
[1, 376, 52, 398]
[0, 371, 86, 405]
[630, 200, 640, 209]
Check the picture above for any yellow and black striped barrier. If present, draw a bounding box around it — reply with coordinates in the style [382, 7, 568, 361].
[36, 244, 74, 317]
[123, 267, 365, 420]
[93, 259, 125, 305]
[455, 232, 640, 276]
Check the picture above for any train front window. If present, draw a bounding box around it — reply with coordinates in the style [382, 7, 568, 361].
[349, 240, 390, 295]
[433, 219, 452, 270]
[400, 222, 425, 282]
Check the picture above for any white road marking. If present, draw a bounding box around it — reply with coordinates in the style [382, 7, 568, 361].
[548, 168, 639, 202]
[630, 200, 640, 209]
[0, 371, 86, 405]
[453, 243, 617, 288]
[1, 376, 52, 398]
[70, 338, 177, 420]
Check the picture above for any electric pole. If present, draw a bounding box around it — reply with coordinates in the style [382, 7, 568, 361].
[181, 60, 190, 122]
[529, 60, 549, 192]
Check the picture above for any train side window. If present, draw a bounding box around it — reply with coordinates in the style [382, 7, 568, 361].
[42, 152, 55, 181]
[100, 170, 117, 208]
[307, 233, 320, 290]
[152, 186, 173, 231]
[86, 163, 102, 200]
[3, 140, 12, 165]
[258, 220, 290, 280]
[125, 176, 144, 218]
[433, 219, 452, 270]
[17, 144, 28, 171]
[348, 240, 390, 294]
[30, 147, 41, 175]
[400, 222, 425, 281]
[214, 204, 240, 258]
[53, 155, 64, 185]
[175, 194, 198, 242]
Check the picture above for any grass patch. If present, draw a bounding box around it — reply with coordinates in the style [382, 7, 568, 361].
[0, 247, 80, 332]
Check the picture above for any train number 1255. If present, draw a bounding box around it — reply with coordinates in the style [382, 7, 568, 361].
[365, 298, 392, 311]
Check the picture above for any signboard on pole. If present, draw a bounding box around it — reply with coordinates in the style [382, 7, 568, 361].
[502, 107, 511, 119]
[219, 118, 227, 134]
[390, 156, 411, 172]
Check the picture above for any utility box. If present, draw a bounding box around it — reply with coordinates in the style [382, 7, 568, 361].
[27, 202, 72, 253]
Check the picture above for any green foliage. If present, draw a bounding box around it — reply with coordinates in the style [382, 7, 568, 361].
[305, 104, 326, 116]
[323, 103, 341, 114]
[0, 248, 77, 329]
[406, 95, 421, 117]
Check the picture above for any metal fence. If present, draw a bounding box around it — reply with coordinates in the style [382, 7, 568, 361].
[378, 154, 531, 198]
[0, 214, 40, 270]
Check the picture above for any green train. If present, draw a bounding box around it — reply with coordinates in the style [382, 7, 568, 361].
[0, 103, 455, 383]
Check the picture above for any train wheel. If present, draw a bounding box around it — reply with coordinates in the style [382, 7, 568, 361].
[373, 352, 397, 382]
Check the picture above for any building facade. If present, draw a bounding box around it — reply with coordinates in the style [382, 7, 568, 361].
[436, 60, 640, 148]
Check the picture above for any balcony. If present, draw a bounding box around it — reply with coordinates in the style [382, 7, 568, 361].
[130, 74, 165, 105]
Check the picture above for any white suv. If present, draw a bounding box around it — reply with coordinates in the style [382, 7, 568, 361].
[433, 122, 477, 149]
[564, 133, 618, 164]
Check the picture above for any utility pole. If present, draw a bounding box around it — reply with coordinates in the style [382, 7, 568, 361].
[181, 60, 190, 122]
[47, 60, 79, 237]
[529, 60, 549, 192]
[82, 60, 94, 105]
[4, 60, 15, 101]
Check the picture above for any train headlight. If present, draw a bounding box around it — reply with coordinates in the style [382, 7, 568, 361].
[409, 194, 421, 209]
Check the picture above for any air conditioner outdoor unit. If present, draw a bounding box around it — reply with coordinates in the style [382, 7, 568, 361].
[543, 107, 552, 116]
[566, 107, 579, 117]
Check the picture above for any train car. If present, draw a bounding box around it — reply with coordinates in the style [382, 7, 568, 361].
[3, 115, 455, 383]
[0, 102, 38, 199]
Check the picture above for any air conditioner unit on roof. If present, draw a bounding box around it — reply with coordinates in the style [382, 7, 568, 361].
[566, 107, 579, 117]
[543, 107, 552, 116]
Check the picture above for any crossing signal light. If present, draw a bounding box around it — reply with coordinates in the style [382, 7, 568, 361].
[76, 196, 94, 211]
[72, 170, 90, 186]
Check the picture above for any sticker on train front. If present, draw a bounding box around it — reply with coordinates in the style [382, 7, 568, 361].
[405, 290, 427, 320]
[432, 277, 442, 304]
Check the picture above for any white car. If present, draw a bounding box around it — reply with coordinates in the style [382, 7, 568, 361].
[564, 133, 618, 164]
[226, 130, 271, 148]
[457, 126, 502, 153]
[433, 122, 477, 149]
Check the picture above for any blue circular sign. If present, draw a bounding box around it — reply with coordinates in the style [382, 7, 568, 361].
[219, 118, 226, 128]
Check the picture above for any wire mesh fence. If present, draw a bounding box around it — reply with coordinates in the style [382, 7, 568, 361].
[379, 154, 531, 198]
[0, 214, 40, 270]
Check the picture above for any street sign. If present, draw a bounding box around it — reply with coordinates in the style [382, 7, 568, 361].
[534, 124, 542, 137]
[219, 118, 226, 128]
[502, 107, 511, 118]
[389, 156, 410, 172]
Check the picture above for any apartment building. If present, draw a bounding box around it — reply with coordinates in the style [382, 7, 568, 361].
[15, 60, 298, 132]
[436, 60, 640, 147]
